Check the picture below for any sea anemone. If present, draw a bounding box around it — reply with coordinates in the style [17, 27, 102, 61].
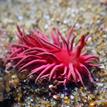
[6, 26, 99, 86]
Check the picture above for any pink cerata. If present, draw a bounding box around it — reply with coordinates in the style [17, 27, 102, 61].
[6, 26, 99, 86]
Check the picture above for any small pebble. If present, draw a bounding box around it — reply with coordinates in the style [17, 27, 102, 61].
[53, 95, 60, 100]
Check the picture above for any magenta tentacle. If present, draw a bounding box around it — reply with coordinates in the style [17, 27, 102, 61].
[74, 68, 84, 86]
[49, 64, 63, 81]
[29, 64, 49, 75]
[35, 63, 55, 82]
[69, 63, 76, 82]
[80, 63, 94, 82]
[19, 59, 47, 71]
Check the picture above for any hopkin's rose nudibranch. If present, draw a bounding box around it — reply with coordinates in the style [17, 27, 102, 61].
[6, 26, 99, 86]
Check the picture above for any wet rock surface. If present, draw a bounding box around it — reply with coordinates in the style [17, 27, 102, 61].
[0, 0, 107, 107]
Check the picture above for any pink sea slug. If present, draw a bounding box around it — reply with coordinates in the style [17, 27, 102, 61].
[6, 26, 99, 86]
